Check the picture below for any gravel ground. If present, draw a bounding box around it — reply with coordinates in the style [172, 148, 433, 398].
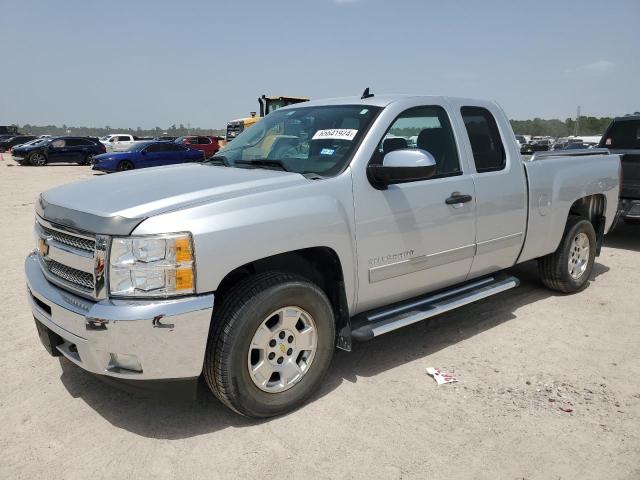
[1, 154, 639, 480]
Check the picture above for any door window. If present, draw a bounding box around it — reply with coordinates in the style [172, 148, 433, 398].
[372, 106, 461, 178]
[146, 143, 169, 153]
[461, 107, 506, 173]
[51, 139, 66, 148]
[198, 136, 211, 144]
[117, 136, 130, 142]
[165, 143, 185, 151]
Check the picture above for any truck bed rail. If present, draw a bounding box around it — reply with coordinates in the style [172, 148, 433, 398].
[528, 148, 611, 161]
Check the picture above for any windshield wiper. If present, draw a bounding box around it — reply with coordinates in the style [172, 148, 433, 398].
[207, 155, 230, 166]
[235, 159, 290, 172]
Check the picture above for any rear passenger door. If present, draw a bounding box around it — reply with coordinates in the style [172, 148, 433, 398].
[47, 138, 70, 162]
[457, 104, 527, 277]
[197, 136, 213, 157]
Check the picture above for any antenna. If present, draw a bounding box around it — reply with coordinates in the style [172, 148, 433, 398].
[361, 87, 374, 100]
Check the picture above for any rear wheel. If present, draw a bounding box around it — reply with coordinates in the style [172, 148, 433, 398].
[79, 153, 94, 165]
[29, 152, 47, 166]
[204, 272, 335, 418]
[117, 160, 134, 171]
[538, 216, 596, 293]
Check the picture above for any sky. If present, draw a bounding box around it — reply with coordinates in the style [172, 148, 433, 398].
[1, 0, 639, 129]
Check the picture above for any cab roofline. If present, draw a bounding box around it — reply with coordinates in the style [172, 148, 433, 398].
[278, 94, 499, 110]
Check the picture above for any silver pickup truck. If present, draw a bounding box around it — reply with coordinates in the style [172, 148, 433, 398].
[25, 94, 620, 418]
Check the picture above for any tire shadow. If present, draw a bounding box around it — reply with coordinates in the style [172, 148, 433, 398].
[57, 259, 611, 439]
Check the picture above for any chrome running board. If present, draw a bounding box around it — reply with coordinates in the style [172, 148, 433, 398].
[350, 274, 519, 341]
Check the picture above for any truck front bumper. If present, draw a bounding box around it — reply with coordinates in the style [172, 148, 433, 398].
[25, 252, 214, 382]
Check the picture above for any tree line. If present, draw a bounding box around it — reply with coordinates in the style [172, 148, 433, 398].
[16, 123, 225, 138]
[11, 114, 635, 139]
[509, 116, 617, 137]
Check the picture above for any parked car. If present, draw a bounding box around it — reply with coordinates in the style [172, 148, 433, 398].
[600, 115, 640, 221]
[521, 139, 552, 155]
[12, 136, 106, 166]
[26, 94, 619, 418]
[0, 125, 19, 136]
[0, 135, 37, 152]
[515, 134, 527, 147]
[552, 140, 586, 151]
[92, 141, 204, 172]
[100, 134, 153, 152]
[175, 135, 219, 158]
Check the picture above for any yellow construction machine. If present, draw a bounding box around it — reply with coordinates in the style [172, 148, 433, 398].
[226, 94, 308, 141]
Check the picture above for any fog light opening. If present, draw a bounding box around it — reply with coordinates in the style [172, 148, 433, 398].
[108, 353, 143, 373]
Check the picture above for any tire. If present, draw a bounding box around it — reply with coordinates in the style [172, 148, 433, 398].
[538, 216, 596, 293]
[204, 272, 336, 418]
[117, 160, 134, 171]
[78, 153, 94, 166]
[28, 152, 47, 167]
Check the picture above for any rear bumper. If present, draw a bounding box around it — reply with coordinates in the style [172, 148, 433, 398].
[618, 198, 640, 219]
[25, 252, 214, 381]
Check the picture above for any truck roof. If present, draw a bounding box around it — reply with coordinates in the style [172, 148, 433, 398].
[279, 94, 499, 110]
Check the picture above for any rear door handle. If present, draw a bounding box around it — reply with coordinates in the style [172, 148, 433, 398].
[445, 193, 473, 205]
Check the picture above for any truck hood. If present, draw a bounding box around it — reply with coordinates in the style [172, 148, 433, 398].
[37, 164, 308, 235]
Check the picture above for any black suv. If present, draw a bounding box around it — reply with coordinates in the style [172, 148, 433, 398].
[11, 136, 107, 166]
[600, 115, 640, 221]
[0, 135, 37, 152]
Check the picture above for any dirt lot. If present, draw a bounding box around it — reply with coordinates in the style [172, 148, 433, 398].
[0, 154, 639, 479]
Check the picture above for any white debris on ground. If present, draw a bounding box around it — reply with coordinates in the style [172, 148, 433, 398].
[426, 367, 458, 385]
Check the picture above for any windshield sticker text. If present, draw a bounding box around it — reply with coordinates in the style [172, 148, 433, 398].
[312, 129, 358, 141]
[320, 148, 335, 155]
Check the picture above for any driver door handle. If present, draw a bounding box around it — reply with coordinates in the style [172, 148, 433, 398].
[445, 193, 473, 205]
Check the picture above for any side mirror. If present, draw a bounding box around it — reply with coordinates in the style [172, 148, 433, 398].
[367, 148, 437, 190]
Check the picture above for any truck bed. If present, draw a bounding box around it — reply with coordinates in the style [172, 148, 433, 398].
[518, 149, 620, 263]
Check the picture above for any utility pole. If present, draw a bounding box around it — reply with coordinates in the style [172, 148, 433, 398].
[574, 106, 581, 136]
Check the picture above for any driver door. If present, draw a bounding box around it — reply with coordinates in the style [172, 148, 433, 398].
[353, 105, 477, 312]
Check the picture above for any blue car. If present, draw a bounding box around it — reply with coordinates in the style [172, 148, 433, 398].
[92, 141, 204, 172]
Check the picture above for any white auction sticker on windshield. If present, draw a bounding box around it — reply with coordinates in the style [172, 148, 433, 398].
[312, 129, 358, 141]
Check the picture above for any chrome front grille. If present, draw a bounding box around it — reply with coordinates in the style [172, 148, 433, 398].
[35, 216, 106, 300]
[45, 259, 95, 290]
[40, 224, 96, 252]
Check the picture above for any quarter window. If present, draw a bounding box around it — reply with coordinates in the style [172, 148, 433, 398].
[461, 107, 506, 173]
[372, 106, 461, 178]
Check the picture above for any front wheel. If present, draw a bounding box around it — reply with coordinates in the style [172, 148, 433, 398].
[29, 152, 47, 166]
[538, 216, 596, 293]
[204, 272, 335, 418]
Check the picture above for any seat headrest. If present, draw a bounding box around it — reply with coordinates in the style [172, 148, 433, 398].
[417, 128, 447, 150]
[469, 134, 491, 152]
[383, 137, 408, 154]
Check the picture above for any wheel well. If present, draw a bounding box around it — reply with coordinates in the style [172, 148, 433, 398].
[215, 247, 349, 325]
[568, 194, 606, 255]
[569, 194, 606, 222]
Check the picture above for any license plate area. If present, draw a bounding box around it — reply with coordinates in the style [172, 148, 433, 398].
[34, 318, 63, 357]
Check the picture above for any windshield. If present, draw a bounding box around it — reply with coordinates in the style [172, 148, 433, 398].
[215, 105, 381, 176]
[126, 141, 154, 152]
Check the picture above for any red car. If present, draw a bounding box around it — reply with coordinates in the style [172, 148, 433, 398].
[175, 136, 219, 158]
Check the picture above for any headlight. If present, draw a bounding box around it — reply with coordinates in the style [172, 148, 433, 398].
[109, 233, 195, 297]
